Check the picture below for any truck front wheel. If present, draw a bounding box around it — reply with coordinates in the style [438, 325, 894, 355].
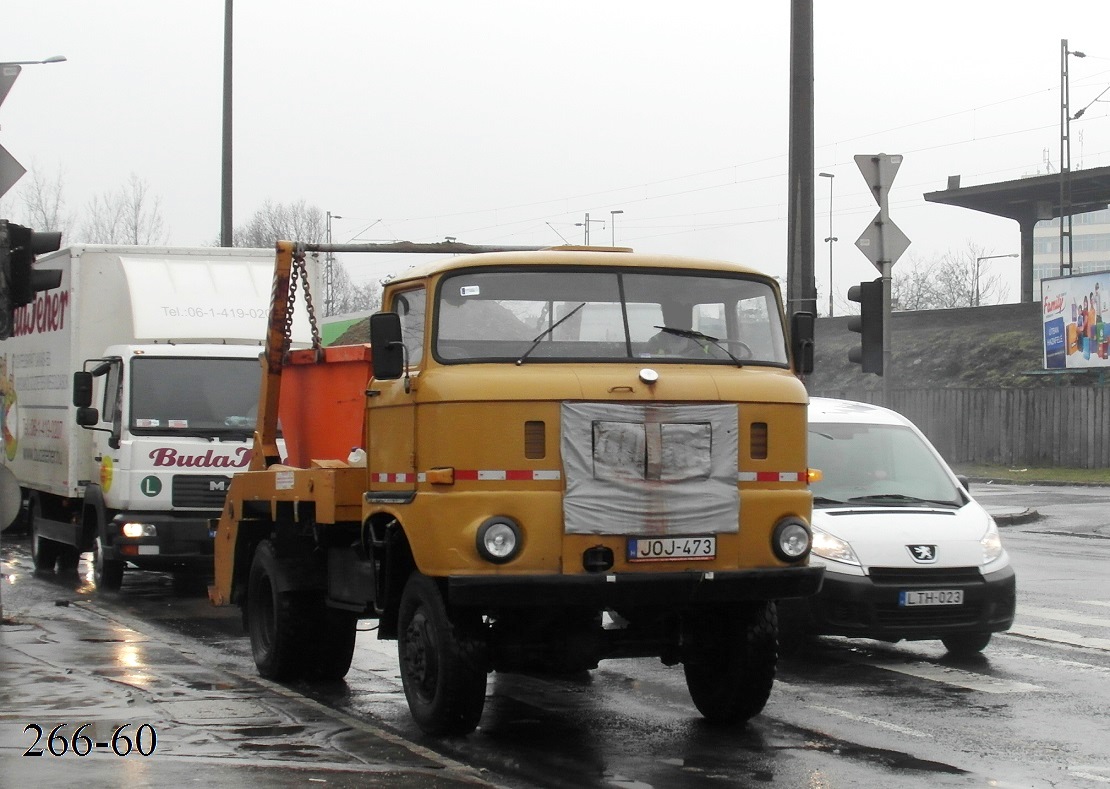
[248, 539, 313, 681]
[29, 499, 59, 573]
[397, 573, 487, 735]
[683, 601, 779, 725]
[93, 536, 125, 591]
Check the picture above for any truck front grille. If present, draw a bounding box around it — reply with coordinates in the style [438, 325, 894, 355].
[172, 475, 233, 508]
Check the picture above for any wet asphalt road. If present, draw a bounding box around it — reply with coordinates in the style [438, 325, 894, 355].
[3, 482, 1110, 788]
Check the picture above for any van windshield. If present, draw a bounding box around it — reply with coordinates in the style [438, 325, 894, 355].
[129, 356, 265, 439]
[433, 268, 789, 365]
[808, 422, 965, 508]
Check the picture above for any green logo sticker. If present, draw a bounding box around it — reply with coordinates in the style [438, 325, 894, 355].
[140, 476, 163, 497]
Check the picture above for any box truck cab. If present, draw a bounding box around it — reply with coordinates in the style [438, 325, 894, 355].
[1, 245, 314, 590]
[781, 397, 1015, 655]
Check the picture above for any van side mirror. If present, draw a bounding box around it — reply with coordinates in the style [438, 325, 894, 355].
[76, 407, 100, 427]
[791, 311, 815, 375]
[369, 312, 405, 380]
[73, 371, 94, 408]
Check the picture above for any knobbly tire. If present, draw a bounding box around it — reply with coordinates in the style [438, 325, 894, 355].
[309, 607, 359, 681]
[397, 573, 488, 735]
[93, 535, 125, 590]
[248, 539, 315, 681]
[941, 632, 992, 656]
[683, 601, 779, 725]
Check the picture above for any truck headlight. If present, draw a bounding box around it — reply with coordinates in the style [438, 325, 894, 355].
[772, 518, 812, 562]
[811, 525, 860, 566]
[476, 517, 521, 564]
[981, 520, 1004, 564]
[121, 522, 157, 538]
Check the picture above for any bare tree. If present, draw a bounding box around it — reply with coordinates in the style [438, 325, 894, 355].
[18, 165, 74, 237]
[232, 200, 325, 247]
[234, 201, 378, 315]
[80, 174, 168, 244]
[889, 242, 1007, 311]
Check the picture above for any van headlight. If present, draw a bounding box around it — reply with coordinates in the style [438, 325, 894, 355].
[811, 525, 860, 566]
[981, 520, 1004, 564]
[122, 522, 157, 538]
[476, 517, 522, 564]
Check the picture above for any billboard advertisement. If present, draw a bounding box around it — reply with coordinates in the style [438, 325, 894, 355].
[1041, 270, 1110, 370]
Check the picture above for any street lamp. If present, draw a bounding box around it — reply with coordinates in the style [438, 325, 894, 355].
[0, 55, 67, 66]
[973, 253, 1018, 307]
[610, 210, 624, 247]
[818, 172, 837, 317]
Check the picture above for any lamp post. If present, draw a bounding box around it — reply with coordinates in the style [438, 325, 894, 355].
[973, 253, 1019, 307]
[325, 212, 342, 316]
[818, 172, 837, 316]
[610, 210, 624, 247]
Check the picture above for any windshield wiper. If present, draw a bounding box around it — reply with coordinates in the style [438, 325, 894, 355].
[516, 302, 587, 365]
[813, 495, 847, 506]
[654, 326, 744, 367]
[846, 494, 959, 508]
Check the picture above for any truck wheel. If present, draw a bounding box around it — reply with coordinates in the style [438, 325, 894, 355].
[56, 546, 82, 576]
[310, 608, 359, 681]
[248, 539, 313, 681]
[683, 601, 778, 725]
[397, 573, 487, 735]
[93, 536, 125, 591]
[30, 503, 59, 573]
[941, 632, 992, 656]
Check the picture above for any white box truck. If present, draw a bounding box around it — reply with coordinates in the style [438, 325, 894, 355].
[0, 245, 315, 590]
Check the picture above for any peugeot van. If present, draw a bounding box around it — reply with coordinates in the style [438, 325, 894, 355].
[782, 397, 1016, 655]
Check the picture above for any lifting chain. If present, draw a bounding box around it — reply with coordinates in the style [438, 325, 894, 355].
[286, 246, 322, 356]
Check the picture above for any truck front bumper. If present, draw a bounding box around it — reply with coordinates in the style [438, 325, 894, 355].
[107, 511, 218, 572]
[447, 565, 825, 608]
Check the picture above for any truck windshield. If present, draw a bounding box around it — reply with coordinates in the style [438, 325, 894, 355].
[129, 356, 264, 438]
[434, 268, 789, 365]
[808, 423, 966, 508]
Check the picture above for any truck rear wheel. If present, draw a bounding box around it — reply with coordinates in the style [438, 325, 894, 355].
[29, 500, 60, 572]
[248, 539, 313, 681]
[310, 609, 359, 681]
[683, 601, 778, 725]
[93, 535, 125, 590]
[397, 573, 487, 735]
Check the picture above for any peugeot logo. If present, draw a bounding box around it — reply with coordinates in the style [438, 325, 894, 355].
[907, 544, 937, 563]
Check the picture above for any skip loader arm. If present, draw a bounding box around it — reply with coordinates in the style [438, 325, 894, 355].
[209, 241, 301, 606]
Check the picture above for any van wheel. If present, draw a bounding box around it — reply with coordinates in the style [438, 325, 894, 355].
[248, 539, 313, 681]
[93, 536, 125, 590]
[397, 573, 487, 735]
[942, 632, 992, 656]
[683, 601, 778, 725]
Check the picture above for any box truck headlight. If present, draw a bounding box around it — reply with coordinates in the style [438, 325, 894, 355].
[772, 518, 812, 562]
[122, 522, 157, 538]
[476, 517, 521, 564]
[810, 525, 860, 566]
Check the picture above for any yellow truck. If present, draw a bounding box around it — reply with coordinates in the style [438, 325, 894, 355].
[210, 240, 823, 735]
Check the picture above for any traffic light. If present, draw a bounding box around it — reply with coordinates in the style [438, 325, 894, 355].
[0, 219, 63, 340]
[847, 277, 883, 375]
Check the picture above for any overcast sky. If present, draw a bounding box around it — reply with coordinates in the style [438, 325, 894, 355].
[3, 1, 1110, 307]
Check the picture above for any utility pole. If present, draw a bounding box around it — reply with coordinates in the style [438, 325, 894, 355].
[575, 213, 603, 245]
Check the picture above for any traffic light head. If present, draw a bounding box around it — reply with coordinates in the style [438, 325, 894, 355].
[847, 278, 883, 375]
[1, 220, 63, 340]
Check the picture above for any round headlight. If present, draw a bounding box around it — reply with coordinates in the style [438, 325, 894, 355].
[476, 517, 522, 564]
[772, 518, 812, 562]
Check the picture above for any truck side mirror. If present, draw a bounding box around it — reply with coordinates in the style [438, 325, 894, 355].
[791, 311, 815, 375]
[73, 371, 94, 408]
[369, 312, 405, 380]
[76, 407, 100, 427]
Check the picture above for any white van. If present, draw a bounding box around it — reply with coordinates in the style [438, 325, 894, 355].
[782, 397, 1016, 655]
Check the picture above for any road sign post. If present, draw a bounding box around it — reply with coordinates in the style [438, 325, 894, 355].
[853, 154, 910, 402]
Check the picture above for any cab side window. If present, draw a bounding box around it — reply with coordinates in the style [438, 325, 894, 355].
[392, 287, 426, 367]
